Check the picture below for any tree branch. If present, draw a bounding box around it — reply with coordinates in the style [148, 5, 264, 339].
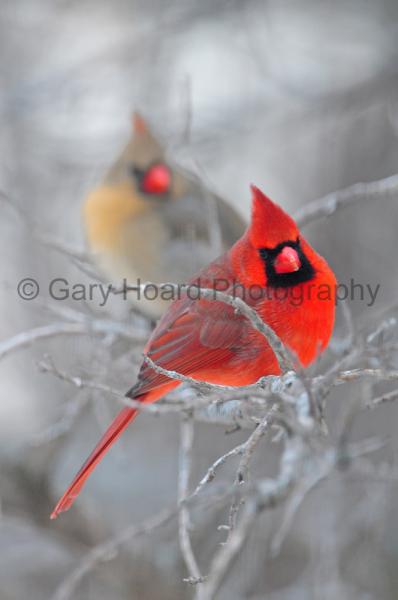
[178, 416, 203, 583]
[295, 173, 398, 227]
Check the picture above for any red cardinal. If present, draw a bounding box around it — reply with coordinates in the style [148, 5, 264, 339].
[51, 186, 336, 519]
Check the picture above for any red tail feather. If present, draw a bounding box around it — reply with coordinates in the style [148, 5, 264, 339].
[50, 406, 138, 519]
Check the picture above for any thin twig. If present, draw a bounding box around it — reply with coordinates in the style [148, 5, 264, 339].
[31, 395, 88, 446]
[39, 357, 277, 429]
[193, 443, 247, 497]
[52, 508, 175, 600]
[195, 499, 258, 600]
[237, 406, 279, 484]
[225, 406, 279, 543]
[337, 368, 398, 384]
[0, 321, 142, 361]
[197, 437, 304, 600]
[295, 173, 398, 227]
[367, 388, 398, 408]
[178, 416, 202, 583]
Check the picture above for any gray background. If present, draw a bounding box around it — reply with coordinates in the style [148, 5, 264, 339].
[1, 1, 398, 598]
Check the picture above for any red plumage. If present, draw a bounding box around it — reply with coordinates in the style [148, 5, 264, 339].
[51, 186, 336, 519]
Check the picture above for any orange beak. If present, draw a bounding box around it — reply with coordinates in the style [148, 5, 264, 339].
[274, 246, 301, 274]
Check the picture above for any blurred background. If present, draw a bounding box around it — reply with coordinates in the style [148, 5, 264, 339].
[1, 0, 398, 598]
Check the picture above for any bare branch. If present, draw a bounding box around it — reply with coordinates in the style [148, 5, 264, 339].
[31, 395, 87, 446]
[225, 406, 279, 543]
[0, 309, 147, 361]
[195, 499, 258, 600]
[295, 173, 398, 227]
[197, 437, 304, 600]
[236, 405, 279, 484]
[197, 433, 384, 600]
[52, 508, 175, 600]
[178, 416, 202, 582]
[367, 388, 398, 409]
[336, 368, 398, 384]
[0, 322, 122, 361]
[38, 357, 277, 429]
[52, 479, 239, 600]
[193, 443, 247, 497]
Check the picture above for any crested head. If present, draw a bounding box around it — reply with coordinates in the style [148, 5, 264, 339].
[122, 111, 168, 183]
[249, 185, 298, 249]
[132, 111, 150, 136]
[230, 185, 336, 367]
[130, 111, 163, 156]
[231, 185, 328, 290]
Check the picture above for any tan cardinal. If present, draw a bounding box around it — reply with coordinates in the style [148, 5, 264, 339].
[83, 113, 245, 318]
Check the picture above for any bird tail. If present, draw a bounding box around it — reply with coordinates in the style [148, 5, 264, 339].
[50, 386, 167, 519]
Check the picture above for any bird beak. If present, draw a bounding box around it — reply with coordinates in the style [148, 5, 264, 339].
[274, 246, 301, 274]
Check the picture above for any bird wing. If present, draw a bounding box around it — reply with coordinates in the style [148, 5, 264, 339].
[131, 257, 262, 397]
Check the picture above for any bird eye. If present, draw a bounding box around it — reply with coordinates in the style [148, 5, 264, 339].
[132, 162, 171, 195]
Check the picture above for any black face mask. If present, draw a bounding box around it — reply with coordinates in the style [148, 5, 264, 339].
[259, 238, 315, 288]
